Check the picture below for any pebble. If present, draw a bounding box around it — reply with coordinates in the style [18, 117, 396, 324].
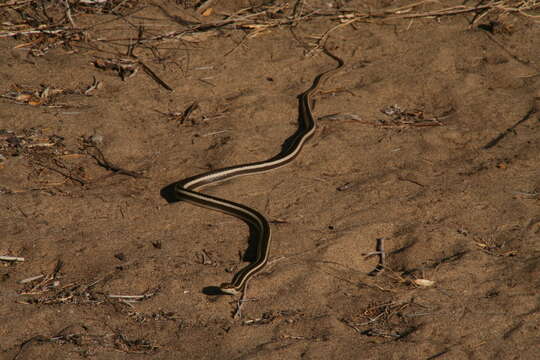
[90, 134, 104, 144]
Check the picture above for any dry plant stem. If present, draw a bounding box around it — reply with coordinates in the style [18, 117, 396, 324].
[20, 260, 63, 295]
[224, 34, 250, 57]
[85, 144, 144, 178]
[389, 0, 441, 14]
[389, 2, 537, 19]
[139, 4, 309, 44]
[316, 18, 359, 48]
[293, 0, 305, 19]
[233, 283, 250, 319]
[139, 61, 174, 91]
[35, 161, 87, 185]
[364, 238, 386, 276]
[481, 31, 539, 69]
[335, 1, 540, 21]
[19, 275, 45, 284]
[483, 106, 538, 149]
[107, 288, 158, 301]
[62, 0, 76, 28]
[108, 295, 148, 299]
[0, 1, 34, 8]
[376, 238, 386, 272]
[197, 0, 215, 14]
[0, 255, 25, 262]
[0, 29, 65, 38]
[1, 1, 539, 42]
[179, 102, 199, 124]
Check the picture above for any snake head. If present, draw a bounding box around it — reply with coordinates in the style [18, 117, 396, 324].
[219, 283, 243, 296]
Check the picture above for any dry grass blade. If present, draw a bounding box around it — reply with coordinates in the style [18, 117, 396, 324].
[14, 328, 159, 359]
[2, 0, 537, 60]
[335, 0, 540, 23]
[0, 255, 25, 262]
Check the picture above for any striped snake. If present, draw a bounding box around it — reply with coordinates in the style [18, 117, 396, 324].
[174, 48, 344, 295]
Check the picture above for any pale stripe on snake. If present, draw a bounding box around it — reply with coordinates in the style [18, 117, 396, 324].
[174, 47, 344, 295]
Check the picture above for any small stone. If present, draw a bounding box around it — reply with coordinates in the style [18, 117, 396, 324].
[90, 134, 104, 144]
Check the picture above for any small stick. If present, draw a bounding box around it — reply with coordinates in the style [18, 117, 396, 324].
[84, 143, 144, 179]
[224, 34, 249, 57]
[63, 0, 76, 28]
[483, 107, 537, 149]
[293, 0, 305, 20]
[481, 30, 537, 69]
[201, 130, 229, 137]
[0, 255, 25, 262]
[375, 237, 386, 272]
[35, 162, 87, 185]
[197, 0, 215, 14]
[0, 1, 33, 8]
[365, 238, 386, 276]
[180, 101, 199, 124]
[139, 61, 174, 92]
[233, 282, 257, 319]
[108, 288, 159, 301]
[19, 274, 44, 284]
[233, 293, 246, 319]
[108, 294, 147, 300]
[512, 190, 539, 198]
[0, 29, 65, 38]
[110, 0, 130, 13]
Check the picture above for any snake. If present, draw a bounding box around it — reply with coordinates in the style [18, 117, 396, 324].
[174, 47, 344, 295]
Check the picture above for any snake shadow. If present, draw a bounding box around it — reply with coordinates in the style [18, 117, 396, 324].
[160, 184, 261, 296]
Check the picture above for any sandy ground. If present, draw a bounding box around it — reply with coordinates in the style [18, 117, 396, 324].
[1, 1, 539, 359]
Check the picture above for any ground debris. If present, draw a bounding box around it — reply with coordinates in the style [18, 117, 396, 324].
[1, 79, 102, 107]
[340, 299, 431, 341]
[377, 105, 446, 128]
[0, 127, 66, 158]
[13, 325, 159, 359]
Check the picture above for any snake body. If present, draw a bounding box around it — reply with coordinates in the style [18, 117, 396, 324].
[174, 48, 344, 295]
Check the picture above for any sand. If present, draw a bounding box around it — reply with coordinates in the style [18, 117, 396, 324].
[1, 1, 539, 359]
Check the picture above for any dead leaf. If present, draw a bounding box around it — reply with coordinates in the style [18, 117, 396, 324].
[181, 30, 219, 43]
[15, 93, 32, 102]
